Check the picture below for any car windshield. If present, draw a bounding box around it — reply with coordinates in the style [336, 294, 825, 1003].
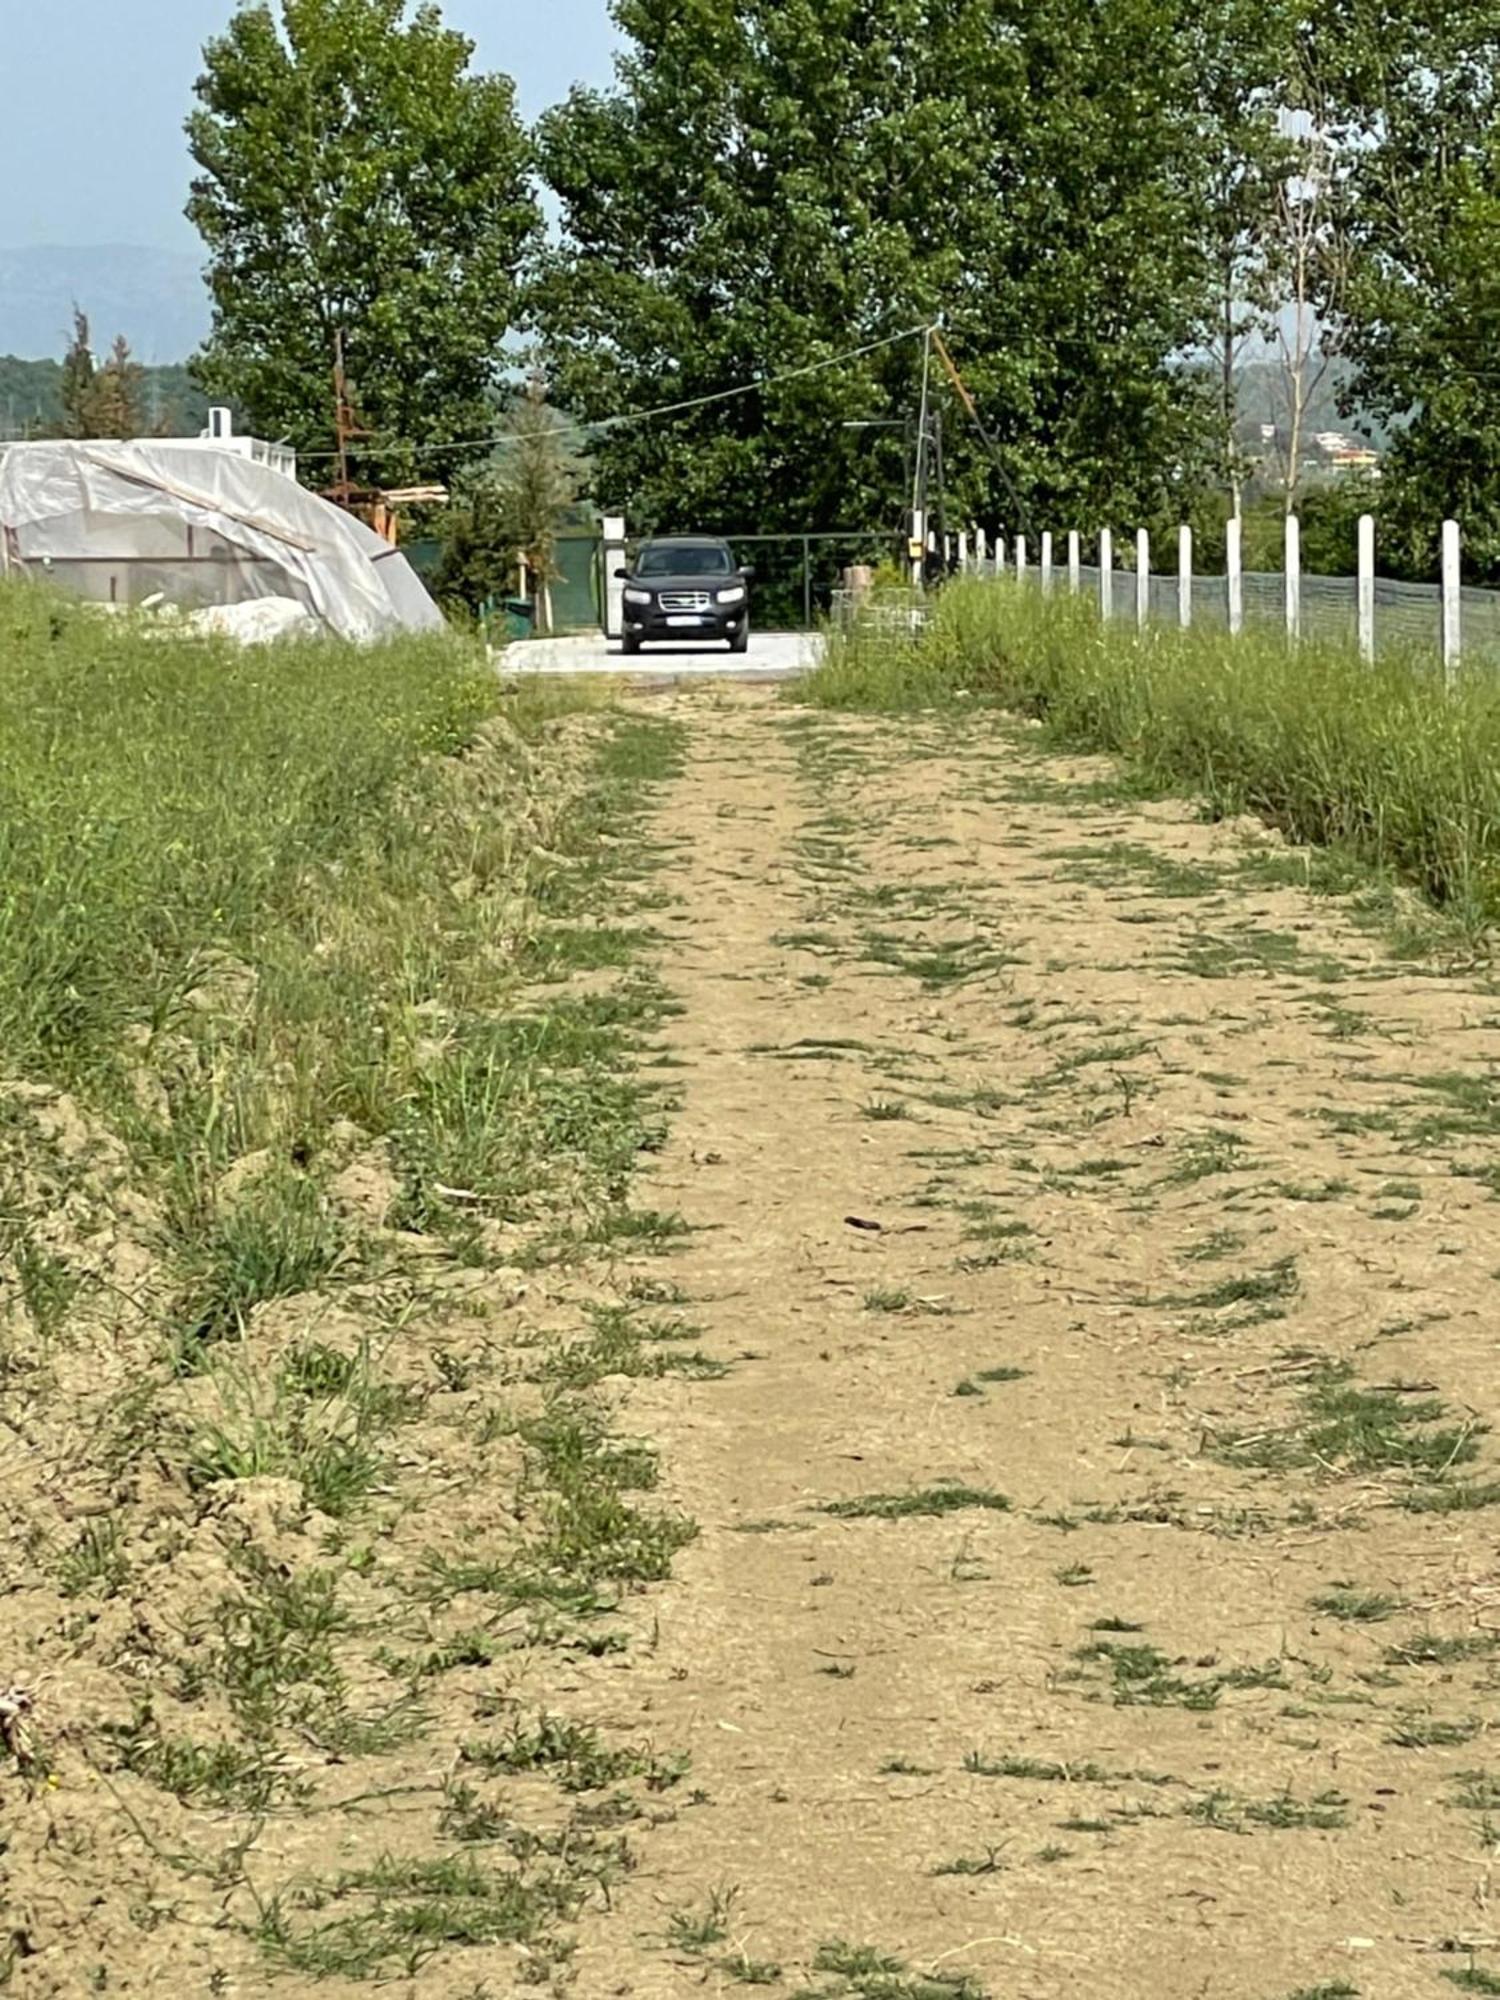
[636, 543, 734, 577]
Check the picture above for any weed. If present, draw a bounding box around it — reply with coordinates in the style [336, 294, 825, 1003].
[257, 1853, 582, 1980]
[1185, 1788, 1348, 1832]
[1309, 1588, 1404, 1623]
[722, 1955, 785, 1986]
[172, 1170, 349, 1356]
[1386, 1713, 1481, 1749]
[932, 1846, 1006, 1877]
[810, 1939, 987, 1999]
[55, 1517, 129, 1599]
[462, 1713, 651, 1793]
[1385, 1636, 1500, 1667]
[1074, 1642, 1220, 1710]
[667, 1887, 738, 1954]
[821, 1487, 1010, 1521]
[1216, 1363, 1482, 1484]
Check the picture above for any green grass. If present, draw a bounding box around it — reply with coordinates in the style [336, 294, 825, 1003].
[803, 577, 1500, 927]
[1215, 1363, 1483, 1484]
[1310, 1588, 1404, 1623]
[820, 1486, 1010, 1521]
[0, 593, 706, 1989]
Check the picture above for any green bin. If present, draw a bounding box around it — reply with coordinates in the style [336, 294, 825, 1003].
[490, 596, 535, 642]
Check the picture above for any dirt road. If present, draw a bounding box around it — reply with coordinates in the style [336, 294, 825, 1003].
[566, 686, 1500, 2000]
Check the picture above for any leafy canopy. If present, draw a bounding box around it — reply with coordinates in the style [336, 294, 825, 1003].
[187, 0, 538, 489]
[534, 0, 1231, 539]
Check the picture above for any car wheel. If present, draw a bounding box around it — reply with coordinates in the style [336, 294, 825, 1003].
[622, 632, 642, 655]
[729, 623, 750, 655]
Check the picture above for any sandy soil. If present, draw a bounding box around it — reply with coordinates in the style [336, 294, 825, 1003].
[8, 685, 1500, 2000]
[566, 688, 1500, 2000]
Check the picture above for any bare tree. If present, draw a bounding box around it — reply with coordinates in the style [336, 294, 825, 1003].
[1258, 65, 1351, 513]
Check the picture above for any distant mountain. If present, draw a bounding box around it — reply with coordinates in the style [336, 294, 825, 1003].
[0, 245, 211, 363]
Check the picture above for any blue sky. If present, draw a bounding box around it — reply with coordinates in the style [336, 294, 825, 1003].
[0, 0, 622, 251]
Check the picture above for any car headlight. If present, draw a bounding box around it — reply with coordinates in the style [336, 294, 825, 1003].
[716, 585, 746, 606]
[623, 587, 651, 606]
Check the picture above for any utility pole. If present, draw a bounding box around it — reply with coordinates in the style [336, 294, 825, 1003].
[910, 324, 934, 590]
[932, 402, 947, 575]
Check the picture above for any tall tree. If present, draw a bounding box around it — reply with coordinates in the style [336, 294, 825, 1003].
[59, 309, 96, 439]
[88, 335, 147, 439]
[534, 0, 1225, 543]
[436, 374, 587, 628]
[1314, 0, 1500, 578]
[187, 0, 539, 490]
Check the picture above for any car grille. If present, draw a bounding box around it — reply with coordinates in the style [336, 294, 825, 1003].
[659, 591, 711, 612]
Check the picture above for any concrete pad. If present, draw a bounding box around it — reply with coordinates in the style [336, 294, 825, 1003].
[494, 629, 823, 685]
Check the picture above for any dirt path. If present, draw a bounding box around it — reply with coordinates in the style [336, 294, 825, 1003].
[569, 687, 1500, 2000]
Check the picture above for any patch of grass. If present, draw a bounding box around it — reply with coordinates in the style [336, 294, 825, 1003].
[55, 1517, 130, 1599]
[862, 1098, 911, 1122]
[722, 1954, 785, 1986]
[171, 1169, 350, 1357]
[1386, 1713, 1481, 1748]
[1074, 1642, 1221, 1710]
[256, 1853, 583, 1980]
[1217, 1363, 1484, 1484]
[864, 1287, 914, 1314]
[181, 1343, 401, 1517]
[1400, 1481, 1500, 1515]
[820, 1486, 1010, 1521]
[1182, 1228, 1247, 1265]
[965, 1752, 1113, 1784]
[1444, 1969, 1500, 1994]
[1384, 1635, 1500, 1667]
[931, 1846, 1006, 1877]
[100, 1704, 295, 1812]
[1309, 1588, 1404, 1623]
[1185, 1788, 1349, 1832]
[1184, 1255, 1299, 1314]
[810, 1939, 987, 2000]
[667, 1886, 738, 1954]
[1164, 1130, 1250, 1185]
[461, 1712, 659, 1794]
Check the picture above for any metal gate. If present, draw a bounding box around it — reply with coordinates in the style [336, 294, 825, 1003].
[552, 532, 602, 632]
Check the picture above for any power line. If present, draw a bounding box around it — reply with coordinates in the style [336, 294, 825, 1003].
[298, 323, 932, 465]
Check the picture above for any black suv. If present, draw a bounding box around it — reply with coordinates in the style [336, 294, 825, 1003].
[617, 537, 753, 653]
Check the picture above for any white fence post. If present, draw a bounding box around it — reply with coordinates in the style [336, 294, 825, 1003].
[975, 526, 988, 571]
[1016, 533, 1028, 583]
[1067, 529, 1081, 594]
[1226, 514, 1243, 637]
[1135, 528, 1150, 630]
[994, 533, 1006, 577]
[1442, 518, 1462, 688]
[1357, 514, 1375, 664]
[1285, 513, 1301, 645]
[1099, 528, 1113, 620]
[958, 529, 970, 573]
[1178, 524, 1192, 629]
[1041, 530, 1054, 595]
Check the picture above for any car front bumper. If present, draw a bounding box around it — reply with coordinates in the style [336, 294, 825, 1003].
[623, 600, 748, 641]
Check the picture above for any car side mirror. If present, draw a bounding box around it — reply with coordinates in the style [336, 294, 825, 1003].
[740, 563, 756, 580]
[614, 567, 630, 580]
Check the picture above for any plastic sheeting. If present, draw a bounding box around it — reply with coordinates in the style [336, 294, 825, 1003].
[0, 440, 446, 644]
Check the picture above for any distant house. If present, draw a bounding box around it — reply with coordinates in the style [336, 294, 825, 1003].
[1313, 430, 1380, 472]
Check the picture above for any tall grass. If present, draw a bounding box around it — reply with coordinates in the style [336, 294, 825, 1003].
[0, 580, 495, 1079]
[806, 579, 1500, 926]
